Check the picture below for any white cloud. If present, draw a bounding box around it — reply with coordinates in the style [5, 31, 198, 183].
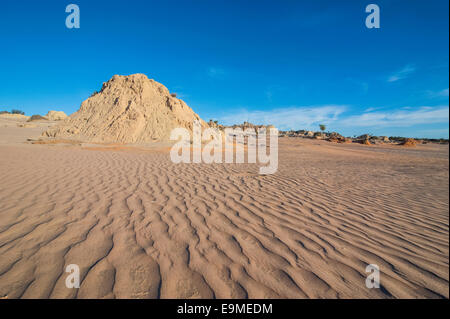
[387, 65, 416, 82]
[340, 106, 449, 127]
[218, 105, 347, 130]
[215, 105, 449, 136]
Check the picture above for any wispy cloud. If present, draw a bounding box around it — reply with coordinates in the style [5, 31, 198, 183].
[215, 105, 449, 137]
[346, 78, 369, 94]
[387, 64, 416, 82]
[440, 88, 449, 97]
[207, 67, 226, 79]
[426, 88, 449, 98]
[360, 82, 369, 94]
[264, 85, 286, 102]
[340, 106, 449, 127]
[364, 106, 385, 112]
[218, 105, 347, 130]
[265, 90, 273, 101]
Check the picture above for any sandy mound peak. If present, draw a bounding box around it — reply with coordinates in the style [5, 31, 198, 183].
[44, 74, 206, 143]
[45, 111, 68, 121]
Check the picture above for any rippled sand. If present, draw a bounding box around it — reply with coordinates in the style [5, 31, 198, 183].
[0, 122, 448, 298]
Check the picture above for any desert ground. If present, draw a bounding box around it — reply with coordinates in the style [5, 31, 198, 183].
[0, 115, 448, 299]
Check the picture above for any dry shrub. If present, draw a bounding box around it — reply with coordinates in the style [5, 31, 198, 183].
[400, 138, 417, 147]
[27, 115, 47, 122]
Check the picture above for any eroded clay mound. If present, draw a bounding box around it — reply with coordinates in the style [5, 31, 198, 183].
[45, 111, 68, 121]
[44, 74, 206, 143]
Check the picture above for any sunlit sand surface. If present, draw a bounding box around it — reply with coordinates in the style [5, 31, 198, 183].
[0, 118, 448, 298]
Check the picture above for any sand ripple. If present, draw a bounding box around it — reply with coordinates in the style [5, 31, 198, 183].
[0, 140, 448, 298]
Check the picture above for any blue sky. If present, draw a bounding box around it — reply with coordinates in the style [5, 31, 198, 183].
[0, 0, 448, 138]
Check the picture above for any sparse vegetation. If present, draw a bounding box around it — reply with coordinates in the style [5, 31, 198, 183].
[400, 138, 417, 147]
[208, 119, 220, 128]
[90, 91, 100, 98]
[0, 110, 10, 114]
[11, 109, 25, 115]
[276, 128, 449, 145]
[27, 115, 47, 122]
[319, 124, 326, 134]
[170, 93, 177, 98]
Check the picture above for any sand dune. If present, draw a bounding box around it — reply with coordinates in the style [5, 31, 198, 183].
[0, 124, 448, 299]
